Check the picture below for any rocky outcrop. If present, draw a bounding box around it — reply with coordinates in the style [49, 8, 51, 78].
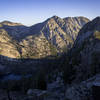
[65, 74, 100, 100]
[27, 89, 48, 100]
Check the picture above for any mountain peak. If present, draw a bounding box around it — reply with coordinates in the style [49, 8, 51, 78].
[1, 20, 23, 26]
[92, 16, 100, 24]
[46, 15, 61, 22]
[88, 17, 100, 31]
[75, 17, 100, 45]
[93, 16, 100, 20]
[52, 15, 59, 19]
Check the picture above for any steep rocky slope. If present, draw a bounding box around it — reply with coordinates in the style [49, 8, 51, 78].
[66, 17, 100, 83]
[0, 29, 21, 58]
[0, 16, 89, 58]
[20, 16, 89, 58]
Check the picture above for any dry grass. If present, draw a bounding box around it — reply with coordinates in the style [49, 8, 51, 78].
[94, 31, 100, 39]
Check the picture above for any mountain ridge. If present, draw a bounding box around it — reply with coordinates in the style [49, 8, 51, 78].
[0, 16, 90, 58]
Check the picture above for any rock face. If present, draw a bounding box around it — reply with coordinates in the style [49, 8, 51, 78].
[0, 29, 20, 58]
[68, 17, 100, 83]
[29, 16, 89, 52]
[27, 89, 48, 100]
[65, 74, 100, 100]
[0, 16, 89, 58]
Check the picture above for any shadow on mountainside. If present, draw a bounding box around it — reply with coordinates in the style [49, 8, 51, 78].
[0, 54, 66, 75]
[1, 21, 46, 41]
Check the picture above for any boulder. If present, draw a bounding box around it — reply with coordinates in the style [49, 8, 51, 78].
[92, 81, 100, 100]
[27, 89, 48, 100]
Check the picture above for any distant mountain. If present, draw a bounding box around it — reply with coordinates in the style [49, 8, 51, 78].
[0, 21, 29, 40]
[1, 21, 22, 26]
[0, 16, 89, 58]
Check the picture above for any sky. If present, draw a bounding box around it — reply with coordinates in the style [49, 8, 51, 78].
[0, 0, 100, 26]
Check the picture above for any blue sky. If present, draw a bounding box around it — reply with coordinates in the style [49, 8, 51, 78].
[0, 0, 100, 26]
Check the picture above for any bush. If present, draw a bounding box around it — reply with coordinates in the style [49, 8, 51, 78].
[91, 52, 100, 76]
[35, 70, 47, 90]
[62, 63, 76, 84]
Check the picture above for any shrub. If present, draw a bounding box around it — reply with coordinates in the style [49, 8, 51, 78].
[62, 63, 76, 84]
[91, 51, 100, 75]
